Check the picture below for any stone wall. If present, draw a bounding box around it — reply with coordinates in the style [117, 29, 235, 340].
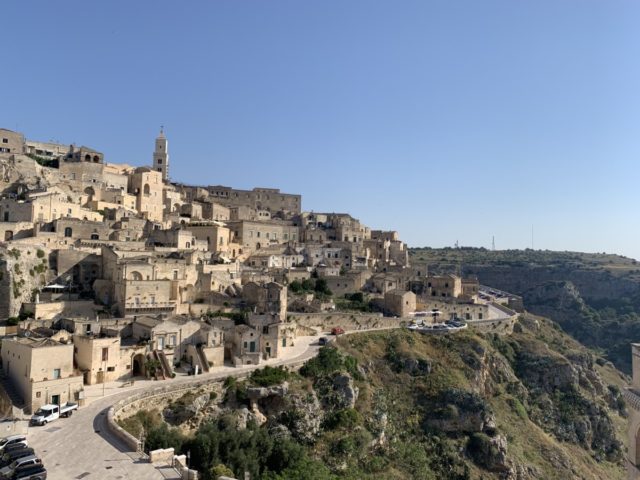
[288, 312, 404, 331]
[22, 300, 100, 320]
[467, 315, 518, 335]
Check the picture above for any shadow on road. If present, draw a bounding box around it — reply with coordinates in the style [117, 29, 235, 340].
[92, 406, 132, 454]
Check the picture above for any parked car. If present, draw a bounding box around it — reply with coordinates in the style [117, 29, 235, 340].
[0, 454, 41, 478]
[330, 327, 345, 336]
[0, 449, 35, 468]
[11, 463, 46, 480]
[318, 337, 330, 346]
[0, 437, 27, 454]
[30, 403, 78, 426]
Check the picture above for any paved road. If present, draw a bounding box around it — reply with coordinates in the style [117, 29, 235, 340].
[27, 336, 321, 480]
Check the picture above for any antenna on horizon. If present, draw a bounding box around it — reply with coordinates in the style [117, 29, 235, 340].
[492, 236, 495, 251]
[531, 225, 534, 250]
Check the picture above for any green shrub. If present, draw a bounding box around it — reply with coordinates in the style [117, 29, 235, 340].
[324, 408, 362, 430]
[249, 366, 290, 387]
[507, 397, 528, 420]
[467, 432, 499, 468]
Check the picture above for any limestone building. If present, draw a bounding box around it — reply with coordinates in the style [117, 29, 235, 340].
[0, 336, 84, 413]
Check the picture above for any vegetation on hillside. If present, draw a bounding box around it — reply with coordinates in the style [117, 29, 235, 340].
[410, 247, 640, 373]
[119, 316, 628, 480]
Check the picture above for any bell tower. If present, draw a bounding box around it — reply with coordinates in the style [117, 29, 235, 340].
[153, 126, 169, 181]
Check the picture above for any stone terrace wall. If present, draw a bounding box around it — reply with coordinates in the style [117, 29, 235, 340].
[289, 312, 405, 331]
[467, 315, 518, 335]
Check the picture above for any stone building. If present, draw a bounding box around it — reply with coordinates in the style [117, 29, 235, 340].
[0, 336, 84, 413]
[228, 220, 299, 253]
[73, 333, 146, 385]
[0, 129, 25, 155]
[206, 186, 301, 216]
[426, 274, 463, 298]
[129, 167, 163, 222]
[242, 281, 287, 319]
[626, 344, 640, 479]
[384, 290, 416, 317]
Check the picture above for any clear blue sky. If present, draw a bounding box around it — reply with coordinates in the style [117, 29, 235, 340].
[3, 1, 640, 258]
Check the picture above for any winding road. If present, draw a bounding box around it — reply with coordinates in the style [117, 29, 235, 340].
[26, 336, 322, 480]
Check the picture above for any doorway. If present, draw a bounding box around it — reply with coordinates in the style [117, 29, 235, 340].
[51, 394, 60, 405]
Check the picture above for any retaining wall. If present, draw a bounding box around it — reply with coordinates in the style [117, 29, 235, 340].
[106, 358, 311, 454]
[289, 312, 405, 331]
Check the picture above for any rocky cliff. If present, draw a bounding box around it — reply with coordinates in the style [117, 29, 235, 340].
[118, 316, 629, 480]
[0, 245, 52, 318]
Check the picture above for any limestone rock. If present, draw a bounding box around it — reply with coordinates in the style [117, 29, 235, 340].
[280, 391, 323, 444]
[332, 373, 359, 409]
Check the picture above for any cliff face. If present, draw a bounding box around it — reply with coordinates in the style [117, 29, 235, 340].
[119, 317, 629, 480]
[0, 245, 52, 317]
[461, 264, 639, 302]
[410, 248, 640, 374]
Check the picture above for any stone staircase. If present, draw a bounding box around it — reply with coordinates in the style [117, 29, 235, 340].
[196, 346, 209, 373]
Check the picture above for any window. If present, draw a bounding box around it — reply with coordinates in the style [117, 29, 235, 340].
[107, 366, 115, 372]
[102, 347, 109, 362]
[262, 326, 269, 334]
[282, 338, 286, 347]
[157, 159, 162, 164]
[53, 369, 61, 379]
[36, 392, 41, 398]
[1, 138, 7, 143]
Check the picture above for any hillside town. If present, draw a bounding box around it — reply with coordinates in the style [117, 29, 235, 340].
[0, 127, 519, 419]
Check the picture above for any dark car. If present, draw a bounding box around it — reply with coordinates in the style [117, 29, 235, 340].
[12, 463, 46, 480]
[0, 448, 35, 468]
[318, 337, 330, 346]
[0, 437, 27, 454]
[1, 444, 31, 460]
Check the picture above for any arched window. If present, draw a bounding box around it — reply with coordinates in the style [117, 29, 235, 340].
[64, 227, 73, 238]
[93, 155, 100, 163]
[129, 271, 143, 281]
[143, 184, 150, 196]
[84, 154, 91, 162]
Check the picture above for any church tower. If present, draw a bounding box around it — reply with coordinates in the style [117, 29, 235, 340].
[153, 127, 169, 181]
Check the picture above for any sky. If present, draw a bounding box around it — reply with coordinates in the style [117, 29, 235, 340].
[2, 1, 640, 258]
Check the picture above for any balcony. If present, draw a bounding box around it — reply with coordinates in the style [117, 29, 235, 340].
[124, 301, 176, 313]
